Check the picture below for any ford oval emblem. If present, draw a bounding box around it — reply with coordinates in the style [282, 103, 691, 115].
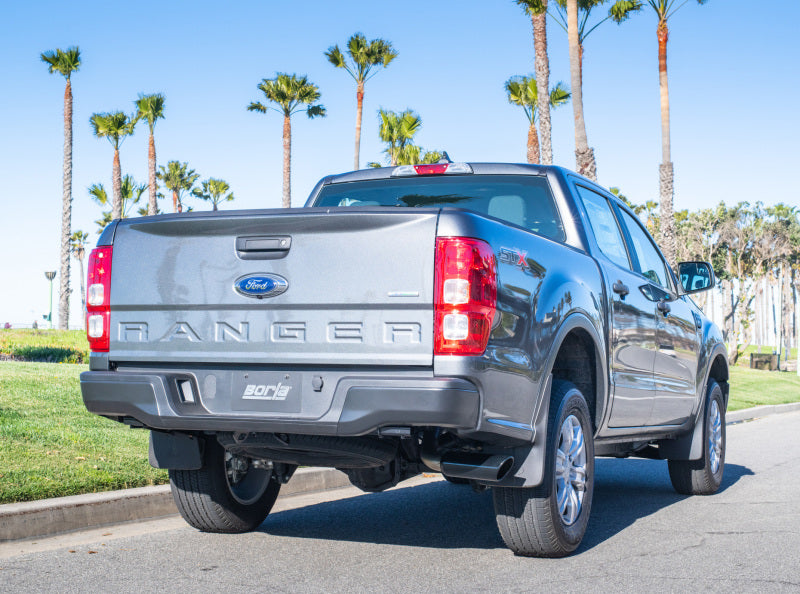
[233, 273, 288, 299]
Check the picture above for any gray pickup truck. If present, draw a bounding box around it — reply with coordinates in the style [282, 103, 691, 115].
[81, 162, 728, 557]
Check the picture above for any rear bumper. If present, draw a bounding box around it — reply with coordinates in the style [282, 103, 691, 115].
[80, 368, 481, 437]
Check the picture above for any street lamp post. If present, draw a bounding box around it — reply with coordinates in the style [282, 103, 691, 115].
[44, 271, 56, 329]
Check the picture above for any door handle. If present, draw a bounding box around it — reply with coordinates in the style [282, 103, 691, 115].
[612, 281, 629, 299]
[657, 300, 671, 316]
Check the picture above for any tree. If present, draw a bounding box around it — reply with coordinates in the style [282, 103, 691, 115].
[326, 33, 397, 170]
[90, 176, 146, 233]
[505, 76, 570, 164]
[247, 74, 326, 208]
[135, 93, 166, 215]
[612, 0, 708, 266]
[565, 0, 597, 179]
[41, 46, 80, 330]
[553, 0, 640, 179]
[156, 161, 199, 213]
[193, 178, 235, 211]
[69, 230, 89, 318]
[394, 145, 443, 166]
[377, 109, 422, 166]
[89, 111, 138, 219]
[515, 1, 554, 164]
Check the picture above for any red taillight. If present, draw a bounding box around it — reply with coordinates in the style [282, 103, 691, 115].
[414, 163, 449, 175]
[434, 237, 497, 355]
[86, 246, 113, 352]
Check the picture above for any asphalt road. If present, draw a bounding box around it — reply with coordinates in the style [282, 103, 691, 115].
[2, 412, 799, 593]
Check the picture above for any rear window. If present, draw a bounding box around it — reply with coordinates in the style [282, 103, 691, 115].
[314, 175, 564, 241]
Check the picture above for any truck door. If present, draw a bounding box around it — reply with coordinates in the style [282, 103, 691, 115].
[616, 209, 700, 426]
[573, 186, 657, 428]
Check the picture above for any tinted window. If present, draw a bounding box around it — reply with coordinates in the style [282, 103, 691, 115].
[314, 175, 565, 241]
[575, 186, 629, 269]
[619, 209, 671, 290]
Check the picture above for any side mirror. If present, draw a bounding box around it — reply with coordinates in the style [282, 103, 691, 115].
[677, 261, 715, 294]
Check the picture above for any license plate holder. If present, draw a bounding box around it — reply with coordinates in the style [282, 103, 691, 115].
[231, 371, 301, 413]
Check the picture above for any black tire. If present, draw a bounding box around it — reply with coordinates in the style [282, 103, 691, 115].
[169, 437, 281, 533]
[668, 380, 726, 495]
[493, 380, 595, 557]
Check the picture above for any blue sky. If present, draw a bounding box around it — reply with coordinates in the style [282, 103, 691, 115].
[1, 0, 797, 327]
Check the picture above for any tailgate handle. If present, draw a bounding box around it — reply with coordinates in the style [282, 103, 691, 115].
[236, 235, 291, 260]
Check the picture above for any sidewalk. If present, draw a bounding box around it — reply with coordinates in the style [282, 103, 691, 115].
[2, 402, 799, 543]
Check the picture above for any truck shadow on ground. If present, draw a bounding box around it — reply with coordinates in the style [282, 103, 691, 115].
[260, 459, 753, 553]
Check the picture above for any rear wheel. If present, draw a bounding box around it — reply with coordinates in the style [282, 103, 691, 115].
[493, 380, 595, 557]
[169, 437, 281, 533]
[668, 380, 726, 495]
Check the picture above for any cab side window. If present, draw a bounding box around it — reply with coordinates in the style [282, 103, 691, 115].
[575, 185, 630, 269]
[618, 209, 671, 290]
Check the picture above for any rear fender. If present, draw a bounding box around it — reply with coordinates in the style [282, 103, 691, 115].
[494, 312, 606, 487]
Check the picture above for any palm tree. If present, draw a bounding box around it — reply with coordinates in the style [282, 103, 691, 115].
[247, 74, 326, 208]
[614, 0, 708, 266]
[41, 46, 80, 330]
[505, 76, 570, 164]
[69, 230, 89, 318]
[90, 177, 146, 233]
[554, 0, 640, 179]
[89, 111, 137, 219]
[565, 0, 597, 179]
[515, 1, 553, 165]
[326, 33, 398, 171]
[395, 145, 443, 166]
[193, 178, 235, 211]
[135, 93, 166, 215]
[156, 161, 199, 213]
[377, 109, 422, 166]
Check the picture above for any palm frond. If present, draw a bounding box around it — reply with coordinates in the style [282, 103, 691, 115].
[515, 0, 547, 16]
[40, 46, 81, 79]
[250, 73, 324, 117]
[247, 101, 269, 113]
[306, 104, 327, 119]
[88, 183, 108, 206]
[609, 0, 643, 22]
[135, 93, 166, 131]
[89, 111, 137, 147]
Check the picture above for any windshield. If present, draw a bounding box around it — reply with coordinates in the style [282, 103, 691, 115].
[314, 175, 564, 241]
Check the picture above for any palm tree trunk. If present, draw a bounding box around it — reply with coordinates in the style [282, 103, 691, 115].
[282, 114, 292, 208]
[173, 190, 180, 213]
[77, 252, 86, 330]
[354, 80, 364, 171]
[58, 78, 73, 330]
[527, 121, 540, 164]
[532, 6, 551, 165]
[111, 147, 122, 220]
[567, 0, 597, 181]
[147, 130, 157, 215]
[657, 20, 676, 265]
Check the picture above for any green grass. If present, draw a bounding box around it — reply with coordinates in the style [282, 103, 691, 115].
[728, 366, 800, 411]
[0, 329, 89, 363]
[0, 361, 167, 504]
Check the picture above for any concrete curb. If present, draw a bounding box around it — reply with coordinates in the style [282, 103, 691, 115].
[0, 467, 350, 543]
[726, 401, 800, 424]
[2, 403, 798, 543]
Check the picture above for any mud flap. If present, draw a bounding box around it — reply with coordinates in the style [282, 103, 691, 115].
[149, 431, 204, 470]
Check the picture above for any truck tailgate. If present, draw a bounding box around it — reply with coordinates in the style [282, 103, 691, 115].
[108, 209, 437, 366]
